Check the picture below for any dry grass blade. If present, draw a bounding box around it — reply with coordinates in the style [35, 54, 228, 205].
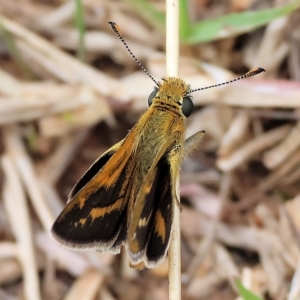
[39, 1, 75, 28]
[0, 15, 117, 95]
[0, 242, 18, 259]
[283, 166, 300, 185]
[1, 154, 41, 300]
[0, 68, 22, 95]
[181, 207, 285, 254]
[36, 231, 91, 278]
[64, 268, 104, 300]
[186, 173, 231, 279]
[222, 79, 300, 108]
[3, 125, 55, 231]
[38, 98, 111, 137]
[263, 122, 300, 169]
[218, 110, 250, 157]
[214, 243, 239, 283]
[288, 257, 300, 300]
[37, 129, 90, 185]
[0, 83, 110, 126]
[278, 207, 299, 266]
[257, 147, 300, 192]
[186, 266, 225, 298]
[217, 124, 292, 171]
[252, 17, 289, 74]
[0, 258, 23, 286]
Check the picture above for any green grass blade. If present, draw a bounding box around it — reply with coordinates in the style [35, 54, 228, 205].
[0, 23, 35, 79]
[120, 0, 299, 45]
[179, 0, 191, 38]
[181, 0, 300, 44]
[74, 0, 86, 61]
[235, 279, 264, 300]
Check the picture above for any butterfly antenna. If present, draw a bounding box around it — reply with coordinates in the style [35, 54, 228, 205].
[187, 67, 265, 94]
[108, 22, 159, 87]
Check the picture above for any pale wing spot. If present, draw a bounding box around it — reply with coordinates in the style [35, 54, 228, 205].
[155, 210, 166, 242]
[79, 195, 86, 209]
[138, 217, 149, 227]
[75, 218, 87, 227]
[143, 182, 152, 194]
[90, 198, 124, 221]
[79, 218, 87, 226]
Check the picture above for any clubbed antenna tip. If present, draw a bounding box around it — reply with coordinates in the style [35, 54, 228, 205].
[188, 67, 265, 94]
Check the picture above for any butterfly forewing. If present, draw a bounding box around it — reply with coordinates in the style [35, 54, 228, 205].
[51, 134, 137, 251]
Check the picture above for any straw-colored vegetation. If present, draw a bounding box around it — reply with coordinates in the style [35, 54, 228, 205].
[0, 0, 300, 299]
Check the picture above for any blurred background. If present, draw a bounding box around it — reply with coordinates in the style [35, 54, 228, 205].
[0, 0, 300, 299]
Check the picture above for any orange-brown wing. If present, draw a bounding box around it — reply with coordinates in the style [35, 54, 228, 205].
[51, 132, 138, 253]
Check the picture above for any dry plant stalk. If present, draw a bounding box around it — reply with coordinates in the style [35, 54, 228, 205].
[165, 0, 181, 299]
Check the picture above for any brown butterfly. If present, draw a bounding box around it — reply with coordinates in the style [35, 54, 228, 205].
[51, 22, 265, 269]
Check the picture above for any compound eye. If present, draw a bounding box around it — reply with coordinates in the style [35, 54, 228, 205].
[182, 96, 193, 117]
[148, 90, 157, 107]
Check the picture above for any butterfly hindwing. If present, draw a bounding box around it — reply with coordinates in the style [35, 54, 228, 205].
[126, 167, 159, 263]
[143, 145, 181, 267]
[144, 162, 173, 267]
[127, 143, 181, 268]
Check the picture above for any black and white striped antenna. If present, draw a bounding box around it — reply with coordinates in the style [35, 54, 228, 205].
[108, 22, 159, 87]
[108, 21, 265, 93]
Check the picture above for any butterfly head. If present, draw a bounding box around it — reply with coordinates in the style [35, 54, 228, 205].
[148, 77, 193, 117]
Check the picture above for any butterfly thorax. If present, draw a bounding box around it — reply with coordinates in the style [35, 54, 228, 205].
[131, 77, 189, 181]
